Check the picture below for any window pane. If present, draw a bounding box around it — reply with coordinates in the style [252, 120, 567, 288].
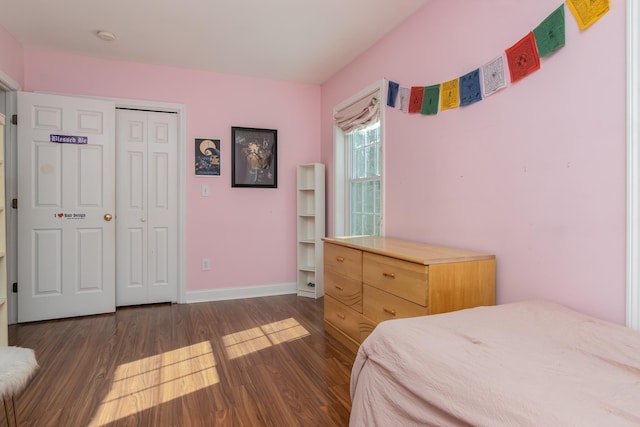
[351, 182, 362, 212]
[351, 213, 362, 235]
[365, 146, 377, 178]
[356, 147, 365, 178]
[374, 180, 380, 214]
[363, 181, 374, 213]
[361, 213, 379, 236]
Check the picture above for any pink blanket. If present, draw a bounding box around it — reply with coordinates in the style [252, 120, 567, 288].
[350, 300, 640, 426]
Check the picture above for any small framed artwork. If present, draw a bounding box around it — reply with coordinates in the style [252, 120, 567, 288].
[195, 138, 221, 176]
[231, 127, 277, 188]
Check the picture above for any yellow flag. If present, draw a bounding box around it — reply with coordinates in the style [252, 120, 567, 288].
[440, 78, 460, 111]
[566, 0, 609, 30]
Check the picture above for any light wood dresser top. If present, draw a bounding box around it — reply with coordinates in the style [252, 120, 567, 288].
[322, 236, 495, 265]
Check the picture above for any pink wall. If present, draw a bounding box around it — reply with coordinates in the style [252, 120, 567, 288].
[321, 1, 627, 323]
[0, 24, 24, 87]
[0, 2, 628, 321]
[22, 48, 321, 292]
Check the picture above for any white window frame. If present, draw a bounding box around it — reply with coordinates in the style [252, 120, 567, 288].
[333, 79, 386, 237]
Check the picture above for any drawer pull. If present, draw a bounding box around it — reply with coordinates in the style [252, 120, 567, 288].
[382, 271, 396, 279]
[335, 256, 345, 262]
[383, 306, 397, 316]
[336, 313, 346, 320]
[334, 285, 344, 291]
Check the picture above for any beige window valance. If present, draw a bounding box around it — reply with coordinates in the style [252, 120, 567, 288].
[334, 91, 380, 133]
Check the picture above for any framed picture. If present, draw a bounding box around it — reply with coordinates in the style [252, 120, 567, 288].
[231, 127, 277, 188]
[195, 138, 221, 176]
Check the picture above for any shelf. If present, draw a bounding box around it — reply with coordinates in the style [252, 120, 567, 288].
[297, 197, 316, 215]
[297, 270, 318, 296]
[297, 248, 316, 269]
[297, 289, 316, 298]
[296, 163, 324, 299]
[297, 164, 318, 189]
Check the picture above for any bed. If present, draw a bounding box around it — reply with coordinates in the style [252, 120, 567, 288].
[349, 300, 640, 426]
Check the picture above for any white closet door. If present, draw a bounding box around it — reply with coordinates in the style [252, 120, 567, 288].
[116, 109, 178, 306]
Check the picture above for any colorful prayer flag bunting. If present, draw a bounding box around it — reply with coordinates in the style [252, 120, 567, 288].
[384, 2, 604, 115]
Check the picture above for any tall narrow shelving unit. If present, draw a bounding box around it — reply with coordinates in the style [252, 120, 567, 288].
[0, 114, 7, 346]
[297, 163, 325, 298]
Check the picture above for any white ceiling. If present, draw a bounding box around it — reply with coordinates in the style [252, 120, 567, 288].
[0, 0, 428, 84]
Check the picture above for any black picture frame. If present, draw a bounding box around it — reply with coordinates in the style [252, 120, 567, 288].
[231, 127, 277, 188]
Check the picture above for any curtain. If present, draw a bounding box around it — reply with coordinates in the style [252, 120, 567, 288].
[334, 90, 380, 133]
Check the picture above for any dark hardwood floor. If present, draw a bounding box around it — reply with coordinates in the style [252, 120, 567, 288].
[4, 295, 355, 427]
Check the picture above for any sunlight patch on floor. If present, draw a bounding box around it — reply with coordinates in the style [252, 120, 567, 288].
[89, 341, 219, 426]
[223, 317, 310, 360]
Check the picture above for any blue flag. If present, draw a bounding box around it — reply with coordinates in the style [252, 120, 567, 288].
[387, 81, 400, 107]
[459, 69, 482, 107]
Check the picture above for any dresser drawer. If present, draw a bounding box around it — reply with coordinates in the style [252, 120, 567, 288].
[363, 252, 428, 306]
[324, 243, 362, 282]
[325, 270, 362, 313]
[325, 295, 362, 343]
[363, 285, 430, 324]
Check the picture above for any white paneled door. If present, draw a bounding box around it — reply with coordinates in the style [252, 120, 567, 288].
[17, 92, 116, 322]
[115, 109, 178, 306]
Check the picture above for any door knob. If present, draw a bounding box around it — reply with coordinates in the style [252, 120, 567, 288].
[104, 213, 113, 221]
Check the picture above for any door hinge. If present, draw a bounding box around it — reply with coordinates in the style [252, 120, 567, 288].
[11, 114, 17, 125]
[11, 198, 17, 209]
[12, 283, 17, 293]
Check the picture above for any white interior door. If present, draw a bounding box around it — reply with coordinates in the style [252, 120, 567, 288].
[116, 109, 178, 306]
[17, 92, 116, 322]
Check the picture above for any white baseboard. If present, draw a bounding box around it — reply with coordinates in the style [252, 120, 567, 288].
[186, 282, 297, 304]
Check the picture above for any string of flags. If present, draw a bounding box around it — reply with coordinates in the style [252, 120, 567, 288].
[386, 0, 610, 114]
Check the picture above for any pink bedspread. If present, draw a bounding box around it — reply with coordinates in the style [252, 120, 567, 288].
[350, 300, 640, 426]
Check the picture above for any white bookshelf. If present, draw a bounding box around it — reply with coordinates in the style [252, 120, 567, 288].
[297, 163, 325, 298]
[0, 115, 7, 345]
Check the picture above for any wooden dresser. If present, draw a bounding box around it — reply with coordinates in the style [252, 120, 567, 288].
[323, 236, 496, 353]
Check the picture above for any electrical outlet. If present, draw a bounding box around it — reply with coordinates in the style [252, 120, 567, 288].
[202, 258, 210, 270]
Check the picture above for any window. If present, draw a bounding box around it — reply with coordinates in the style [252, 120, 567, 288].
[347, 120, 381, 235]
[333, 80, 384, 237]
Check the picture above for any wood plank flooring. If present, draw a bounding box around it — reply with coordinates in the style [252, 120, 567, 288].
[3, 295, 355, 427]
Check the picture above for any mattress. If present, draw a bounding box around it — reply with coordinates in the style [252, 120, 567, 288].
[349, 300, 640, 426]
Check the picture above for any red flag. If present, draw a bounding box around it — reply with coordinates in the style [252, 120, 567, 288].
[408, 86, 425, 114]
[505, 32, 541, 83]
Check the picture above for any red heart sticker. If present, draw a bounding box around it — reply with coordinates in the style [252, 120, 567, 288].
[58, 213, 64, 218]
